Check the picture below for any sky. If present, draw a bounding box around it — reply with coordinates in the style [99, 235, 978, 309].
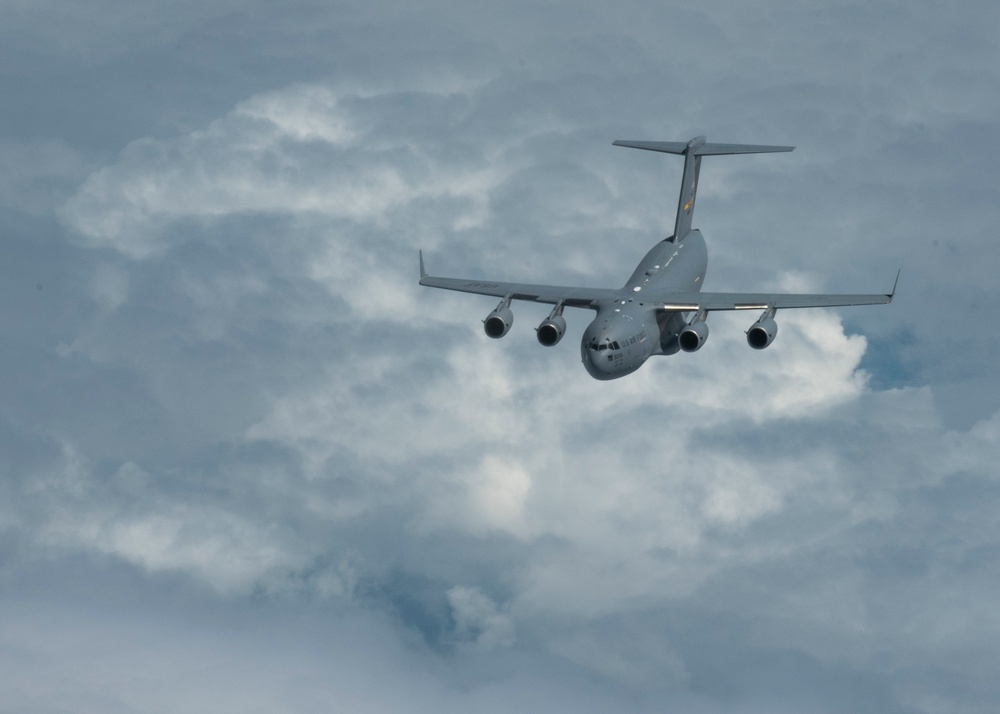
[2, 0, 1000, 711]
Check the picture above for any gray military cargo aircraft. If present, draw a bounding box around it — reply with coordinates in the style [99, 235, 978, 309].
[419, 136, 896, 380]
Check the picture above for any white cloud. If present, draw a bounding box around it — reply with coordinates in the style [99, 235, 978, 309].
[59, 83, 498, 262]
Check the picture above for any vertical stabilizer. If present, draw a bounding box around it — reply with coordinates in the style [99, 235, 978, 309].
[612, 137, 795, 241]
[673, 136, 705, 240]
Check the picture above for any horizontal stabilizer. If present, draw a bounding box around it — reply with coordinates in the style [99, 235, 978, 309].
[613, 140, 795, 155]
[696, 143, 795, 155]
[613, 136, 794, 241]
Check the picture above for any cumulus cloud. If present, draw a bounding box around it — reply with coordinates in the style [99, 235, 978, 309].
[4, 1, 1000, 710]
[39, 81, 1000, 713]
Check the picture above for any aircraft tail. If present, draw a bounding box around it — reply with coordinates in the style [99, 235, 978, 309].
[613, 137, 794, 241]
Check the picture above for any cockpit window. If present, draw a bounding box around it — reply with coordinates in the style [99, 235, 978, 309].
[589, 338, 620, 352]
[589, 338, 621, 352]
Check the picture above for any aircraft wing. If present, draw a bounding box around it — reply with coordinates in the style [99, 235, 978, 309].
[419, 252, 620, 308]
[420, 252, 898, 311]
[649, 283, 897, 311]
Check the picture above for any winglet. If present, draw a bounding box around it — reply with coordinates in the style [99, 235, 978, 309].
[419, 250, 427, 280]
[888, 269, 900, 302]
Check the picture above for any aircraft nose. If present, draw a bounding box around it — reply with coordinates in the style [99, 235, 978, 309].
[582, 344, 617, 380]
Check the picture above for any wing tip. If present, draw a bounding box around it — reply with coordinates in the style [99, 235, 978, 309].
[887, 269, 900, 302]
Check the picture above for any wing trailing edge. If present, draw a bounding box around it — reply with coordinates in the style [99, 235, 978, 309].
[649, 271, 898, 312]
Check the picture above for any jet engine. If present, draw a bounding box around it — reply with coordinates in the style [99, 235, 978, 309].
[678, 319, 709, 352]
[484, 300, 514, 338]
[536, 315, 567, 346]
[536, 304, 567, 346]
[747, 316, 778, 349]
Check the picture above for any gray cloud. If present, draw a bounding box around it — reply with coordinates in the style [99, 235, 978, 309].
[2, 0, 1000, 712]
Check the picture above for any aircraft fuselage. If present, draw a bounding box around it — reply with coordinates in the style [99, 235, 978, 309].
[581, 230, 707, 380]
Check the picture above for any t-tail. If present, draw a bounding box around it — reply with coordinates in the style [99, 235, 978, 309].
[612, 136, 795, 241]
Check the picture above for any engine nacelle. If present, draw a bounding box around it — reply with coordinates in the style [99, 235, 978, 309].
[747, 317, 778, 349]
[536, 314, 567, 346]
[678, 320, 709, 352]
[484, 306, 514, 338]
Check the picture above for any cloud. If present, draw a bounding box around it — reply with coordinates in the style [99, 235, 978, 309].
[447, 585, 516, 648]
[46, 78, 1000, 689]
[61, 84, 473, 259]
[4, 1, 1000, 710]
